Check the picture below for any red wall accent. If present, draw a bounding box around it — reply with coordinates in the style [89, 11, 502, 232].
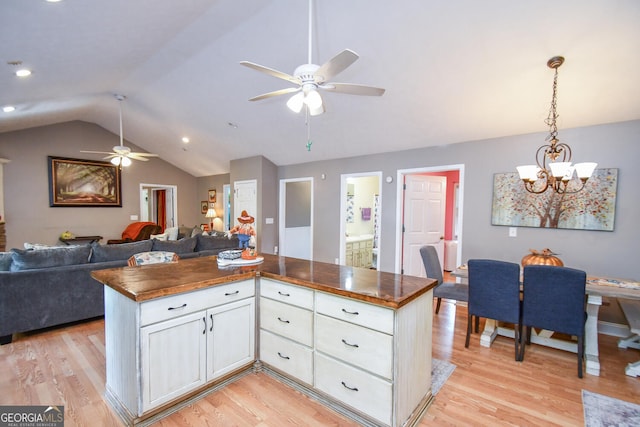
[424, 170, 459, 241]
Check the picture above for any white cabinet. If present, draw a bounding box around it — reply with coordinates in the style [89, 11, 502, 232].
[345, 239, 374, 268]
[259, 278, 314, 386]
[141, 311, 207, 411]
[258, 280, 433, 427]
[105, 279, 255, 417]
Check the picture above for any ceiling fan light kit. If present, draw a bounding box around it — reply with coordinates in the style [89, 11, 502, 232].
[80, 94, 159, 167]
[241, 0, 385, 119]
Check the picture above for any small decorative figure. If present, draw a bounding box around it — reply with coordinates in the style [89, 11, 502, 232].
[228, 210, 256, 250]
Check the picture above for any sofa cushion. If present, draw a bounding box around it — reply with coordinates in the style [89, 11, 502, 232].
[90, 240, 153, 263]
[152, 236, 197, 254]
[165, 227, 179, 241]
[10, 246, 92, 271]
[196, 233, 236, 251]
[0, 252, 13, 271]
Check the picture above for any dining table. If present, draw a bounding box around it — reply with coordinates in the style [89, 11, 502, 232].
[451, 265, 640, 376]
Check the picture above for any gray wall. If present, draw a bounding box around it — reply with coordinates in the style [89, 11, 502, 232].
[285, 181, 311, 227]
[0, 121, 200, 248]
[197, 173, 230, 231]
[279, 120, 639, 279]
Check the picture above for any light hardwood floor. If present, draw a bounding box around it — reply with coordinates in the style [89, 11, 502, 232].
[1, 298, 639, 426]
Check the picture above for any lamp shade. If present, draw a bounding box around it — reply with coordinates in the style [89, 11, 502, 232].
[574, 162, 598, 179]
[287, 92, 304, 113]
[517, 165, 539, 181]
[548, 161, 572, 178]
[304, 89, 323, 109]
[205, 208, 217, 219]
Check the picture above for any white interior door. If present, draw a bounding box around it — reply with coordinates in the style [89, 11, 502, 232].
[279, 178, 313, 260]
[401, 175, 446, 277]
[234, 179, 257, 240]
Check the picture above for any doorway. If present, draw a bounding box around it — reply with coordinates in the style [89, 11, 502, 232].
[139, 183, 178, 230]
[279, 177, 313, 260]
[394, 165, 464, 276]
[339, 172, 382, 270]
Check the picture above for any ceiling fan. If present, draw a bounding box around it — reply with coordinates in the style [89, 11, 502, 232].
[240, 0, 385, 116]
[81, 94, 158, 167]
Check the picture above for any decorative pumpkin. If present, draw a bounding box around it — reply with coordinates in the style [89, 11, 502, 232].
[521, 248, 564, 267]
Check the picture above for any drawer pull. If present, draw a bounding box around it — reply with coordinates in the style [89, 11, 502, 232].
[341, 381, 359, 392]
[209, 314, 213, 332]
[341, 339, 359, 348]
[224, 290, 240, 296]
[202, 317, 206, 334]
[277, 352, 290, 360]
[278, 291, 291, 297]
[277, 317, 290, 324]
[341, 308, 359, 315]
[167, 303, 187, 311]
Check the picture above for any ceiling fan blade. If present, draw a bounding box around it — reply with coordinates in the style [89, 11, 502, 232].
[129, 152, 159, 158]
[80, 150, 113, 155]
[321, 82, 386, 96]
[240, 61, 299, 84]
[249, 87, 301, 102]
[126, 154, 150, 161]
[314, 49, 359, 83]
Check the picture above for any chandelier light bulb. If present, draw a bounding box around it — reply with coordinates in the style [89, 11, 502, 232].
[304, 89, 323, 109]
[121, 156, 132, 167]
[111, 157, 121, 166]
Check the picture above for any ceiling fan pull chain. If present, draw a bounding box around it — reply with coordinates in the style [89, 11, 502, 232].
[306, 108, 312, 151]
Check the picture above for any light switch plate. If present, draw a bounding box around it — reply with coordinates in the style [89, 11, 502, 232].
[130, 215, 139, 221]
[509, 227, 517, 237]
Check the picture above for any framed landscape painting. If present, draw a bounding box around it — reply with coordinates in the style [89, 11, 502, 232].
[491, 168, 618, 231]
[48, 156, 122, 207]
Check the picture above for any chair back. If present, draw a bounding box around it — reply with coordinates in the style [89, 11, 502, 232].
[127, 251, 179, 266]
[468, 259, 521, 324]
[522, 265, 586, 337]
[419, 245, 443, 285]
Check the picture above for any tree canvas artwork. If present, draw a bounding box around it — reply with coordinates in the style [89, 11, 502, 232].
[491, 168, 618, 231]
[48, 156, 122, 207]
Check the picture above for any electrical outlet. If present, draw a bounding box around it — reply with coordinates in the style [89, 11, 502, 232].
[274, 246, 278, 254]
[509, 227, 517, 237]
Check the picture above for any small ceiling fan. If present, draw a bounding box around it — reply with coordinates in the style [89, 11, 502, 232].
[240, 0, 385, 116]
[81, 94, 158, 166]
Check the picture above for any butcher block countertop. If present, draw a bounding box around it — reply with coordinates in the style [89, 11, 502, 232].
[91, 253, 436, 309]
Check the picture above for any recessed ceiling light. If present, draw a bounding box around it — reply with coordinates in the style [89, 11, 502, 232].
[2, 106, 15, 113]
[46, 0, 63, 3]
[16, 69, 32, 77]
[181, 137, 190, 143]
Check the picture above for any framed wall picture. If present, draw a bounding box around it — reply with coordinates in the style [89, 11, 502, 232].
[208, 189, 216, 203]
[201, 200, 208, 214]
[48, 156, 122, 207]
[491, 168, 618, 231]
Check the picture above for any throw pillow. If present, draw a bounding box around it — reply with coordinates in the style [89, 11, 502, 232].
[90, 240, 153, 263]
[0, 252, 13, 271]
[10, 246, 92, 271]
[165, 227, 179, 241]
[150, 232, 169, 241]
[152, 236, 197, 254]
[190, 226, 202, 238]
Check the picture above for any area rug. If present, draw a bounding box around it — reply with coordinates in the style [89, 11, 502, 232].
[432, 358, 456, 395]
[582, 390, 640, 426]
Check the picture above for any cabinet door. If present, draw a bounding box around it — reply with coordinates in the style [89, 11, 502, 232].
[141, 311, 207, 412]
[207, 298, 255, 380]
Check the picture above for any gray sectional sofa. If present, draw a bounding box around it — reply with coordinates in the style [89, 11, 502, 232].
[0, 233, 239, 344]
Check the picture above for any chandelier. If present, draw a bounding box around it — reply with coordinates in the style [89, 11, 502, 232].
[517, 56, 597, 194]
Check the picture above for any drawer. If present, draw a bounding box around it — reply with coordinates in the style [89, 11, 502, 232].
[141, 280, 254, 326]
[260, 279, 314, 310]
[260, 330, 313, 385]
[316, 314, 393, 379]
[315, 292, 394, 335]
[315, 353, 392, 426]
[260, 297, 313, 346]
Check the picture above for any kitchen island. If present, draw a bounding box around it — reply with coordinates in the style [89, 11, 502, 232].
[91, 254, 437, 427]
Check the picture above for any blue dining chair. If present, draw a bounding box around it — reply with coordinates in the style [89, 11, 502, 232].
[466, 259, 523, 361]
[520, 265, 587, 377]
[420, 245, 468, 314]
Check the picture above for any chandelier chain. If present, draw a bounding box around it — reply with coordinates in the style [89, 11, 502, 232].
[544, 67, 559, 142]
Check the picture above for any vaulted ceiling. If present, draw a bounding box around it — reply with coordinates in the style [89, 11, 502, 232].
[1, 0, 639, 177]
